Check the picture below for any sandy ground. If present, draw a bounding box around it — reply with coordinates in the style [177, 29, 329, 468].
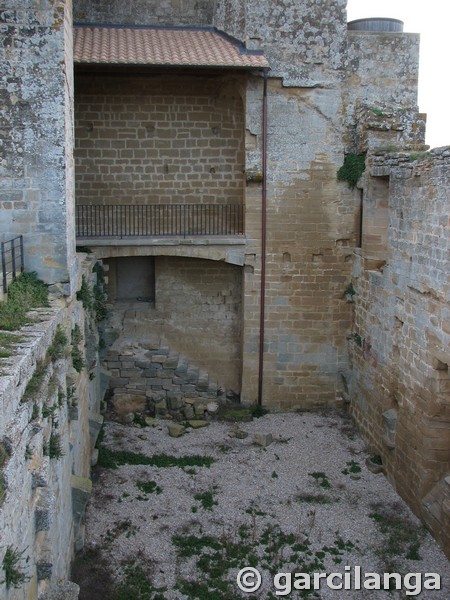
[75, 411, 449, 599]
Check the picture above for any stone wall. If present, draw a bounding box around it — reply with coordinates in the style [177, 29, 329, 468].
[75, 74, 245, 208]
[215, 0, 347, 86]
[349, 148, 450, 556]
[101, 255, 242, 394]
[73, 0, 215, 26]
[0, 0, 76, 291]
[346, 31, 420, 112]
[0, 256, 104, 599]
[154, 256, 242, 394]
[239, 3, 356, 408]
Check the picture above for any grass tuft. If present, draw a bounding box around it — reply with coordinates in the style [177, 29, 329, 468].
[0, 272, 48, 331]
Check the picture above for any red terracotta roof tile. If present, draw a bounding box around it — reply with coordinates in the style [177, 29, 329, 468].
[73, 26, 269, 69]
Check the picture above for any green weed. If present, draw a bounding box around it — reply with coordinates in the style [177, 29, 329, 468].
[71, 325, 85, 372]
[337, 153, 366, 190]
[309, 471, 331, 489]
[369, 502, 425, 563]
[1, 546, 30, 589]
[77, 275, 93, 311]
[296, 493, 335, 505]
[22, 362, 47, 402]
[0, 272, 48, 331]
[46, 325, 68, 361]
[45, 432, 64, 459]
[97, 447, 214, 470]
[136, 480, 162, 496]
[342, 460, 361, 475]
[115, 561, 166, 600]
[193, 489, 218, 511]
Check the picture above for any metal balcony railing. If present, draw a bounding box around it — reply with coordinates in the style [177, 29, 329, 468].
[1, 235, 24, 294]
[76, 204, 244, 239]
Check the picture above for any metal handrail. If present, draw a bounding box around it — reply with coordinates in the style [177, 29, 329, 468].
[1, 235, 24, 293]
[76, 204, 244, 238]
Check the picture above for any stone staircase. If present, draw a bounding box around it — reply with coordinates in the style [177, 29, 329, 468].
[103, 334, 223, 419]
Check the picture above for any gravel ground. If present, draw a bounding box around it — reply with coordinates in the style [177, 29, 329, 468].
[75, 411, 449, 599]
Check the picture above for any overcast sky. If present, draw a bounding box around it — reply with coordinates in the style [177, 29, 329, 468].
[346, 0, 450, 149]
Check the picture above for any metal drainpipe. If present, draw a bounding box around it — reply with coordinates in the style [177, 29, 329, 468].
[257, 70, 268, 406]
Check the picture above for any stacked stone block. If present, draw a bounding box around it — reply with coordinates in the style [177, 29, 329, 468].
[105, 337, 221, 420]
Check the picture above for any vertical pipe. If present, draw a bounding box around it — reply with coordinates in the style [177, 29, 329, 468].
[10, 239, 16, 282]
[1, 241, 7, 293]
[19, 235, 24, 274]
[257, 71, 268, 406]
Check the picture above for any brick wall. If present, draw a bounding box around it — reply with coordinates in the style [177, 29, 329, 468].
[349, 148, 450, 556]
[155, 257, 242, 394]
[75, 75, 245, 208]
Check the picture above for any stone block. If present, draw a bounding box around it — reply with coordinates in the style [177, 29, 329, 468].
[188, 420, 209, 429]
[254, 433, 273, 448]
[151, 355, 168, 363]
[71, 475, 92, 525]
[181, 384, 197, 393]
[89, 414, 104, 447]
[194, 402, 208, 416]
[135, 360, 152, 369]
[144, 368, 158, 377]
[146, 391, 167, 403]
[167, 423, 185, 438]
[164, 354, 179, 369]
[168, 396, 183, 410]
[111, 394, 146, 416]
[110, 376, 128, 387]
[182, 405, 195, 419]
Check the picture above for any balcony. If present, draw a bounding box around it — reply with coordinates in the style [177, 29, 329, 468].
[76, 204, 244, 240]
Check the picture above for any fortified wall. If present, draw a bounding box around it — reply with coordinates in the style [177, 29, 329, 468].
[0, 255, 104, 600]
[349, 147, 450, 556]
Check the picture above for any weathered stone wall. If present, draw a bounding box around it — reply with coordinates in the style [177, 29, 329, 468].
[238, 0, 356, 407]
[349, 148, 450, 556]
[216, 0, 347, 85]
[73, 0, 215, 26]
[0, 0, 76, 292]
[346, 31, 420, 111]
[345, 31, 424, 153]
[75, 75, 245, 208]
[0, 256, 103, 599]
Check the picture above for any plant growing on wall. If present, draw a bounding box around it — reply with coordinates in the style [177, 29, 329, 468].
[0, 442, 8, 507]
[44, 432, 64, 459]
[0, 272, 48, 331]
[1, 546, 29, 589]
[76, 275, 93, 311]
[46, 325, 68, 361]
[337, 153, 366, 190]
[71, 325, 85, 372]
